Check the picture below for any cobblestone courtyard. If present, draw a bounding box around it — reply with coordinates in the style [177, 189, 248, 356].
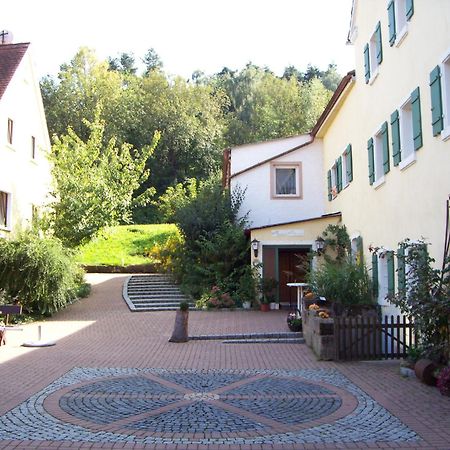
[0, 274, 449, 449]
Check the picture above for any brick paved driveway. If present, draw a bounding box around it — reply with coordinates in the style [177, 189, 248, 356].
[0, 274, 449, 450]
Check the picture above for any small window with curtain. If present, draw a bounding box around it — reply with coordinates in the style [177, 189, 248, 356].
[31, 136, 36, 159]
[7, 118, 13, 145]
[271, 163, 302, 198]
[0, 191, 10, 229]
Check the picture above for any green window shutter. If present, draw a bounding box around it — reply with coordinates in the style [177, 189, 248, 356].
[364, 44, 370, 83]
[411, 87, 423, 150]
[346, 144, 353, 182]
[367, 138, 375, 185]
[406, 0, 414, 20]
[327, 169, 332, 201]
[397, 246, 406, 292]
[372, 253, 379, 298]
[430, 65, 443, 136]
[375, 21, 383, 64]
[387, 251, 395, 296]
[381, 121, 390, 174]
[388, 0, 396, 46]
[337, 156, 343, 192]
[391, 110, 401, 166]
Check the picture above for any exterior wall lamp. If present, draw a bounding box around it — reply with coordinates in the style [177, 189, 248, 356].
[315, 236, 326, 255]
[251, 238, 260, 258]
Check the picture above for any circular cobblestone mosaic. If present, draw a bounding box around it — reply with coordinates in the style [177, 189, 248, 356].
[49, 372, 348, 437]
[0, 368, 420, 446]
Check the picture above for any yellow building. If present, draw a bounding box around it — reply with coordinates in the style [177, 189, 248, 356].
[226, 0, 450, 312]
[316, 0, 450, 315]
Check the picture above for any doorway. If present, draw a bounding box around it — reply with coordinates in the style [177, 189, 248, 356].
[262, 245, 311, 307]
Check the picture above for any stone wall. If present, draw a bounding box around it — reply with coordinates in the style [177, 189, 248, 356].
[302, 310, 335, 360]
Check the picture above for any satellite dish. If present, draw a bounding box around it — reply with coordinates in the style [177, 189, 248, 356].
[0, 30, 14, 45]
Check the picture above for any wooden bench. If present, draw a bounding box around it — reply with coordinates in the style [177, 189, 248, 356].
[0, 304, 23, 346]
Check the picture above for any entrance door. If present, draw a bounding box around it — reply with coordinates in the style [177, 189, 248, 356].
[278, 249, 309, 306]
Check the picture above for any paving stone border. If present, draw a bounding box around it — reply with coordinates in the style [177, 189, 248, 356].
[0, 368, 420, 445]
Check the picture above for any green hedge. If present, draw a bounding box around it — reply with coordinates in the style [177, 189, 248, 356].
[0, 234, 85, 315]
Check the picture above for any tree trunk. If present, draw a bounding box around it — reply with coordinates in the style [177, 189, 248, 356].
[169, 310, 189, 343]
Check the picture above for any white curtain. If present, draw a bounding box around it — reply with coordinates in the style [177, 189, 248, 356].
[0, 192, 7, 227]
[276, 168, 296, 195]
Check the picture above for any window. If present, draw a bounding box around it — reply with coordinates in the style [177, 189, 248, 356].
[368, 122, 389, 186]
[0, 191, 11, 229]
[372, 250, 395, 304]
[388, 0, 414, 47]
[271, 163, 302, 198]
[364, 22, 383, 84]
[31, 136, 36, 159]
[7, 118, 13, 145]
[432, 52, 450, 140]
[391, 87, 422, 169]
[343, 144, 353, 186]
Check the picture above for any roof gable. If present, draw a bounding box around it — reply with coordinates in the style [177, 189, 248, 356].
[0, 43, 29, 100]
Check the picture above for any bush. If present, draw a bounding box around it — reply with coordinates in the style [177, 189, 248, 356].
[0, 234, 85, 315]
[308, 258, 373, 308]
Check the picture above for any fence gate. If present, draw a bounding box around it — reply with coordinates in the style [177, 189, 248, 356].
[334, 315, 417, 361]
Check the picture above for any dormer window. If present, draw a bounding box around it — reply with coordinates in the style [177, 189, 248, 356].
[271, 163, 302, 198]
[7, 118, 13, 145]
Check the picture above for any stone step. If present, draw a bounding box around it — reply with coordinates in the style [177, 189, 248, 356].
[190, 332, 303, 341]
[123, 274, 191, 312]
[222, 338, 305, 344]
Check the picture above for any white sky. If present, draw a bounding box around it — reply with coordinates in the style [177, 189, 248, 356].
[3, 0, 355, 79]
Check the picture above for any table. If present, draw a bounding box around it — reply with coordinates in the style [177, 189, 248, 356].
[286, 282, 309, 313]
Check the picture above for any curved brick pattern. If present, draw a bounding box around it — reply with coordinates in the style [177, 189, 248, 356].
[128, 402, 265, 433]
[156, 371, 249, 392]
[72, 375, 179, 395]
[59, 396, 177, 425]
[223, 396, 342, 425]
[225, 376, 334, 396]
[0, 367, 420, 446]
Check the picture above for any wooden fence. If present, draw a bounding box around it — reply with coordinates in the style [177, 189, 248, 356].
[334, 315, 417, 361]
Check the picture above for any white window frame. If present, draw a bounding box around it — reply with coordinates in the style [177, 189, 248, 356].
[341, 148, 350, 189]
[398, 94, 416, 170]
[0, 190, 12, 231]
[373, 128, 385, 188]
[440, 48, 450, 141]
[271, 162, 302, 199]
[388, 0, 409, 47]
[368, 30, 380, 84]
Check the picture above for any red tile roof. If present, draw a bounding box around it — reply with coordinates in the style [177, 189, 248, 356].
[0, 43, 29, 100]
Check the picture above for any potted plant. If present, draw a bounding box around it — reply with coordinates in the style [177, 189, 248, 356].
[260, 277, 278, 312]
[260, 296, 270, 312]
[287, 310, 302, 332]
[437, 366, 450, 396]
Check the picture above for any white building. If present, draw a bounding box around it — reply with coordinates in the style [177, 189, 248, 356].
[0, 39, 52, 237]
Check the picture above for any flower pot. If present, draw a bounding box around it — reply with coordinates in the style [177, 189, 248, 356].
[269, 302, 279, 310]
[242, 301, 251, 310]
[260, 303, 270, 312]
[414, 358, 438, 385]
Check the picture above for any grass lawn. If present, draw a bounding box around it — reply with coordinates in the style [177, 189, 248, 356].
[76, 224, 178, 267]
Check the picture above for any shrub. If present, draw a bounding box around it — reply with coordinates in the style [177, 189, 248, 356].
[0, 234, 85, 315]
[197, 286, 235, 309]
[308, 258, 373, 308]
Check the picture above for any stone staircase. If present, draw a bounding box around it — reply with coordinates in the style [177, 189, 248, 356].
[123, 274, 191, 311]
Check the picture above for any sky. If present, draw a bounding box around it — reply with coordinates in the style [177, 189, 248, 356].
[3, 0, 355, 80]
